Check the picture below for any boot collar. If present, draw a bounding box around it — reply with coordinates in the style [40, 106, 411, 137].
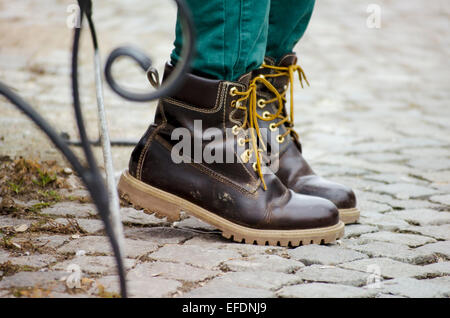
[159, 63, 251, 110]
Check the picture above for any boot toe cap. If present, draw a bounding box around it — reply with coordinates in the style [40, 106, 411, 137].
[294, 175, 357, 209]
[271, 191, 339, 230]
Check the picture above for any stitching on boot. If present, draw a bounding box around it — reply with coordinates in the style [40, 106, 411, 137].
[137, 108, 167, 180]
[155, 135, 259, 197]
[161, 82, 227, 114]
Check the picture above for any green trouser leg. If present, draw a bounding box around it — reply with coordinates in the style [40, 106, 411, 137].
[171, 0, 270, 81]
[266, 0, 315, 61]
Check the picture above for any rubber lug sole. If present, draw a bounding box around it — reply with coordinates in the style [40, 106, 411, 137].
[339, 207, 360, 224]
[118, 170, 345, 247]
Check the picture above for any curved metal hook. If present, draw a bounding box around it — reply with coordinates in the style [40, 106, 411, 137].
[104, 0, 196, 102]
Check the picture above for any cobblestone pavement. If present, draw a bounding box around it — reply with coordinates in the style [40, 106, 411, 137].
[0, 0, 449, 298]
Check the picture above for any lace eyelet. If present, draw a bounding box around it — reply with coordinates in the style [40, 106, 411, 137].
[238, 138, 246, 146]
[240, 149, 252, 163]
[262, 111, 271, 119]
[252, 162, 257, 171]
[231, 125, 240, 135]
[257, 99, 266, 108]
[269, 123, 277, 132]
[230, 87, 237, 96]
[276, 135, 285, 143]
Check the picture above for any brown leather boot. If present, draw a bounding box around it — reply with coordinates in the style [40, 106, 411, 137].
[252, 53, 359, 224]
[118, 63, 344, 246]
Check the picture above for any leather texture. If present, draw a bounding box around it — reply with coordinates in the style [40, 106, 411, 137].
[128, 63, 339, 230]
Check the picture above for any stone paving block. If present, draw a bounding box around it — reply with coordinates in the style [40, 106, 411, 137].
[182, 278, 274, 298]
[372, 183, 438, 199]
[431, 183, 450, 193]
[356, 200, 392, 214]
[182, 235, 285, 259]
[369, 277, 450, 298]
[358, 231, 436, 247]
[0, 290, 11, 298]
[40, 202, 97, 218]
[373, 197, 441, 210]
[401, 147, 450, 158]
[129, 261, 220, 282]
[421, 261, 450, 277]
[54, 218, 104, 234]
[0, 271, 65, 289]
[222, 243, 283, 257]
[389, 199, 441, 210]
[208, 271, 301, 291]
[48, 292, 91, 298]
[388, 209, 450, 226]
[57, 236, 159, 258]
[222, 254, 303, 273]
[295, 265, 370, 287]
[415, 241, 450, 260]
[325, 176, 383, 192]
[5, 254, 57, 268]
[52, 256, 135, 275]
[406, 224, 450, 240]
[346, 141, 405, 155]
[346, 241, 434, 264]
[58, 189, 91, 202]
[364, 174, 418, 185]
[124, 226, 194, 245]
[427, 276, 450, 288]
[430, 194, 450, 206]
[408, 157, 450, 171]
[182, 234, 235, 246]
[120, 207, 168, 226]
[149, 244, 241, 269]
[359, 153, 407, 163]
[376, 293, 407, 298]
[0, 216, 35, 229]
[277, 283, 377, 298]
[15, 234, 71, 250]
[338, 257, 427, 279]
[359, 212, 411, 231]
[416, 171, 450, 184]
[174, 216, 217, 231]
[0, 250, 10, 263]
[98, 275, 181, 298]
[343, 224, 379, 238]
[287, 245, 368, 265]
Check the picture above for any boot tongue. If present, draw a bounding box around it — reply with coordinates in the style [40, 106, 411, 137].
[237, 71, 252, 88]
[265, 53, 298, 91]
[276, 53, 298, 67]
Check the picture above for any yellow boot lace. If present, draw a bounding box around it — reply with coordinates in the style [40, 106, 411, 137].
[258, 63, 309, 142]
[229, 75, 284, 190]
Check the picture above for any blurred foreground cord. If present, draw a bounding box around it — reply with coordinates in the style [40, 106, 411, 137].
[0, 0, 195, 298]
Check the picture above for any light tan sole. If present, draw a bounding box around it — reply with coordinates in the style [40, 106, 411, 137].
[118, 170, 344, 247]
[339, 207, 360, 224]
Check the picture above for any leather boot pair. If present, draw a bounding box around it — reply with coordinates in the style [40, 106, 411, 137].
[118, 63, 344, 246]
[253, 53, 359, 224]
